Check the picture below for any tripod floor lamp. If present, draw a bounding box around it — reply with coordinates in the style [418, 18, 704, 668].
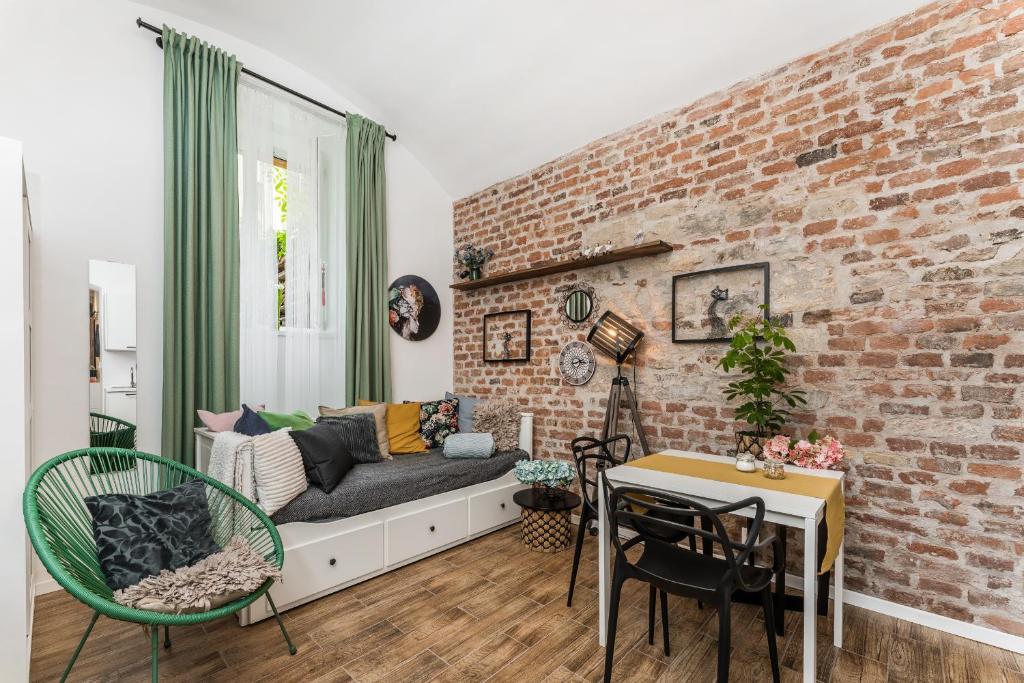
[586, 310, 652, 456]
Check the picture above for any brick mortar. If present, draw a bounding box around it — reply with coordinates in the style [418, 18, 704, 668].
[452, 0, 1024, 634]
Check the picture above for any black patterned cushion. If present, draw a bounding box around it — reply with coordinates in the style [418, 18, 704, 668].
[85, 479, 221, 591]
[418, 398, 459, 448]
[315, 414, 384, 464]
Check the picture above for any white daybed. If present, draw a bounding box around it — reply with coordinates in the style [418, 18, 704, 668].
[194, 413, 533, 625]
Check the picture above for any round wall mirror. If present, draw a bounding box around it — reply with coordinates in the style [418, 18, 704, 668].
[565, 290, 593, 323]
[559, 283, 600, 329]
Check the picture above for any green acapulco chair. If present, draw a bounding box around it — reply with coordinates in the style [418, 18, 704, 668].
[88, 413, 137, 449]
[23, 448, 296, 682]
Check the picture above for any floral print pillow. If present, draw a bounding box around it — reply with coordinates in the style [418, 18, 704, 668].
[419, 398, 459, 448]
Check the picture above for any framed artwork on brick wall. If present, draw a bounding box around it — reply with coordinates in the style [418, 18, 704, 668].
[483, 310, 532, 362]
[671, 262, 770, 343]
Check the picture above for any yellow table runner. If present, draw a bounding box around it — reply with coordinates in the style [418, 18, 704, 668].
[625, 453, 844, 575]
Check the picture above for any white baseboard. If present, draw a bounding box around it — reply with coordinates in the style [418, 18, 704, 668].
[34, 576, 59, 596]
[574, 513, 1024, 655]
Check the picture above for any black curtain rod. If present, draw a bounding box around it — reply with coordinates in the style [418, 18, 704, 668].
[136, 18, 397, 141]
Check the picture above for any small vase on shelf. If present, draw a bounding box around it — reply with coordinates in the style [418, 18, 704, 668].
[468, 267, 482, 280]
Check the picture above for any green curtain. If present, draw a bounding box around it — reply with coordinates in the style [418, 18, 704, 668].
[345, 113, 391, 405]
[161, 27, 241, 466]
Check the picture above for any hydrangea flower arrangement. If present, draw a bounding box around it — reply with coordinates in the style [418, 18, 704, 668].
[762, 432, 846, 470]
[514, 459, 575, 490]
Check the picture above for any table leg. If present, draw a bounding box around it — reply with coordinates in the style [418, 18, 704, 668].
[833, 540, 844, 648]
[598, 478, 609, 647]
[803, 520, 817, 683]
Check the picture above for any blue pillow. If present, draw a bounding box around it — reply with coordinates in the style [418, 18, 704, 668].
[233, 404, 271, 436]
[445, 392, 478, 434]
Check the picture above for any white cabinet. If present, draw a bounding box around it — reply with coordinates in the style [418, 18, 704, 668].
[99, 263, 136, 350]
[104, 389, 137, 424]
[0, 136, 33, 682]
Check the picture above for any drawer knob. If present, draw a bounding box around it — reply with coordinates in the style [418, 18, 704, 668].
[429, 525, 436, 533]
[329, 558, 337, 566]
[500, 503, 506, 509]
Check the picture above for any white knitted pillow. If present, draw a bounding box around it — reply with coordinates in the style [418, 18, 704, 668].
[251, 429, 307, 515]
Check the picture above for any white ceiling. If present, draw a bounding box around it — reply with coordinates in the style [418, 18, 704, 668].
[140, 0, 928, 198]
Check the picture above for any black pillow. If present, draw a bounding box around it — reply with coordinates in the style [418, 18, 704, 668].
[233, 403, 272, 436]
[290, 422, 356, 492]
[84, 479, 221, 591]
[316, 413, 383, 464]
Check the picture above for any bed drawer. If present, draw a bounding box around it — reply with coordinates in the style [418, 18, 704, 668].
[469, 482, 524, 535]
[270, 521, 384, 608]
[387, 498, 467, 565]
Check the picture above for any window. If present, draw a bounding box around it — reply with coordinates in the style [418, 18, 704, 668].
[237, 81, 346, 415]
[273, 157, 287, 328]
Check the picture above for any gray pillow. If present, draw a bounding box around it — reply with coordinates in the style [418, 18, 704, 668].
[85, 479, 221, 591]
[315, 413, 384, 464]
[445, 392, 479, 434]
[443, 433, 496, 459]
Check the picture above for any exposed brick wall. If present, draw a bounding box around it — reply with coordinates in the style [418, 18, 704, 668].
[452, 0, 1024, 634]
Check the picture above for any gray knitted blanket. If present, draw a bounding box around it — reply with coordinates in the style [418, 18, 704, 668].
[272, 448, 524, 525]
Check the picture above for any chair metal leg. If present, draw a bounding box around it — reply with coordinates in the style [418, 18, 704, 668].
[60, 611, 100, 683]
[603, 562, 625, 683]
[163, 625, 171, 649]
[761, 587, 781, 683]
[567, 511, 589, 607]
[717, 594, 731, 683]
[647, 585, 656, 645]
[266, 591, 298, 655]
[151, 624, 159, 683]
[660, 590, 670, 657]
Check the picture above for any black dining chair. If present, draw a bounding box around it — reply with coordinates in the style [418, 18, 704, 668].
[568, 435, 697, 655]
[601, 475, 783, 683]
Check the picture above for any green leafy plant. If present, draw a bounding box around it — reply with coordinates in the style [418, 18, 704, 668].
[716, 305, 806, 439]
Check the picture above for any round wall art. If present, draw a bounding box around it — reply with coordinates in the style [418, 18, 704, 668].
[388, 275, 440, 341]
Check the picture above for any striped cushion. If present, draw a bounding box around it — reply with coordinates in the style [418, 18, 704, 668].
[442, 432, 496, 459]
[251, 429, 308, 515]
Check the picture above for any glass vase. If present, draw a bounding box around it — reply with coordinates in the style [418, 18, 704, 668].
[763, 460, 786, 480]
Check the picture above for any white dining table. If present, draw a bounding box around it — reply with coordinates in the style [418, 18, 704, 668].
[597, 449, 845, 683]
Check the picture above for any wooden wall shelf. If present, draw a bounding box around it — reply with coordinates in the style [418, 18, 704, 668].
[450, 240, 673, 291]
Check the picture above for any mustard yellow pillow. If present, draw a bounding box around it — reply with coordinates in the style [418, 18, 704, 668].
[386, 402, 427, 454]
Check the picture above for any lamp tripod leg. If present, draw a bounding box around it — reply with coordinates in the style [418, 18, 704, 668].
[621, 380, 652, 456]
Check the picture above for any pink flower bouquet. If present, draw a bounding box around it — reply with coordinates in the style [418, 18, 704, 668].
[762, 432, 846, 470]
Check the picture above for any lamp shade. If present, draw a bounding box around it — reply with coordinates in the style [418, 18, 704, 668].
[587, 310, 643, 365]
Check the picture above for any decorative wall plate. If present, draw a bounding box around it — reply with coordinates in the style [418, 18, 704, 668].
[389, 275, 441, 341]
[559, 341, 596, 386]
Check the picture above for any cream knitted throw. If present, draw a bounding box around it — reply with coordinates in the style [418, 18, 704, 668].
[113, 537, 280, 614]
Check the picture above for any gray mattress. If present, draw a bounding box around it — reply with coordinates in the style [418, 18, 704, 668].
[271, 448, 524, 525]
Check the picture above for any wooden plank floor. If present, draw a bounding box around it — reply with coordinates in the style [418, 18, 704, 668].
[30, 525, 1024, 682]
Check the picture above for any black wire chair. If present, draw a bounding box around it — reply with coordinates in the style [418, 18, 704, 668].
[568, 435, 698, 655]
[601, 474, 783, 683]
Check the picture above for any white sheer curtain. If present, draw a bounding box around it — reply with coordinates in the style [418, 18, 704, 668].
[237, 81, 345, 415]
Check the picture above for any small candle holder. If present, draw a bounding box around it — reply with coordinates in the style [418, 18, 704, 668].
[735, 452, 757, 473]
[763, 459, 786, 480]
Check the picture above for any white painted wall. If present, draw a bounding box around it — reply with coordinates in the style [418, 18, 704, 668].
[0, 0, 453, 593]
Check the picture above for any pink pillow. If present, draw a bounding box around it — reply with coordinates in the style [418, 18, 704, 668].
[197, 405, 264, 432]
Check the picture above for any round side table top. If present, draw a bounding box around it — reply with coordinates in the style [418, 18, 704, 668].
[513, 487, 582, 512]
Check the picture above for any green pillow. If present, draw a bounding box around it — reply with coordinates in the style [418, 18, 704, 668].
[257, 410, 314, 431]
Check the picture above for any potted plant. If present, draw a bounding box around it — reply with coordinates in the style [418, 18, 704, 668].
[514, 459, 575, 499]
[717, 305, 806, 458]
[455, 243, 495, 280]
